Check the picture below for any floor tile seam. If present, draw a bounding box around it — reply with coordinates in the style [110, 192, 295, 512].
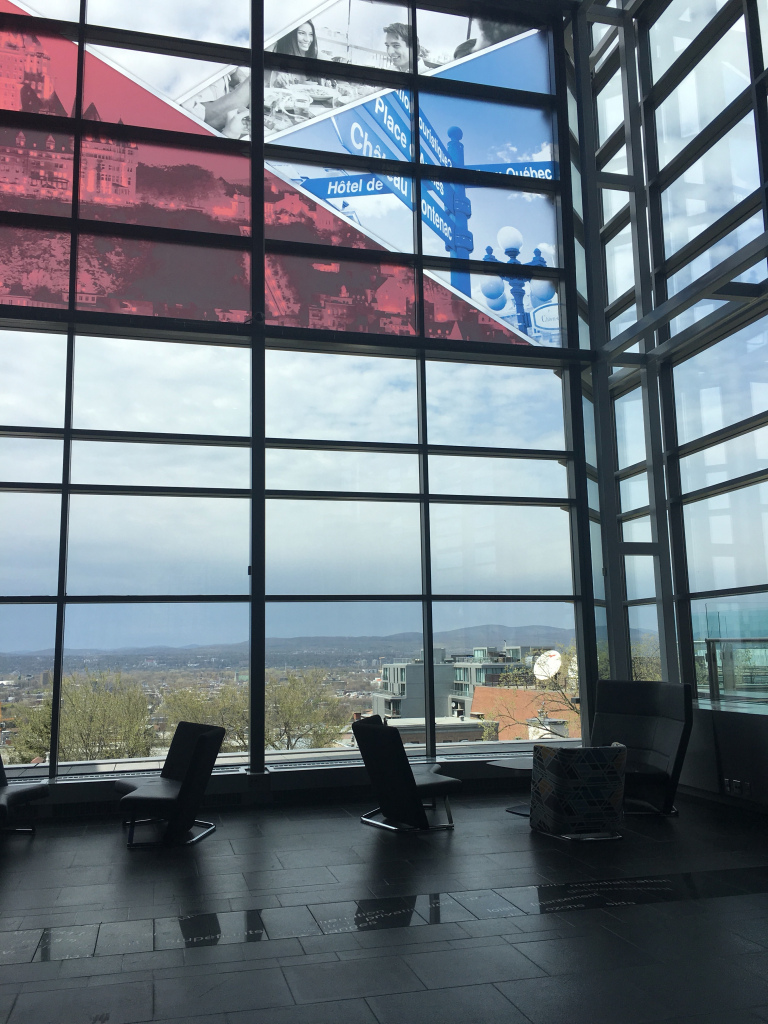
[489, 981, 538, 1024]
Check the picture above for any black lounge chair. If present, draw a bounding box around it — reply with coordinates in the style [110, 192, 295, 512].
[115, 721, 225, 848]
[0, 755, 49, 834]
[590, 680, 692, 814]
[352, 715, 461, 832]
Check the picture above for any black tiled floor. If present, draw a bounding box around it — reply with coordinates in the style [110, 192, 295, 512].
[4, 791, 768, 1021]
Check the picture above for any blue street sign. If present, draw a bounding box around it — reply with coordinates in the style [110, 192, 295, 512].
[472, 161, 558, 180]
[300, 173, 390, 203]
[298, 172, 414, 210]
[418, 108, 452, 168]
[421, 191, 455, 249]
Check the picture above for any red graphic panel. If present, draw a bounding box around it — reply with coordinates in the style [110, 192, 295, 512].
[264, 169, 384, 250]
[0, 9, 78, 117]
[0, 225, 70, 308]
[76, 237, 251, 322]
[265, 254, 415, 335]
[80, 140, 250, 235]
[0, 127, 73, 216]
[423, 275, 531, 346]
[81, 49, 216, 135]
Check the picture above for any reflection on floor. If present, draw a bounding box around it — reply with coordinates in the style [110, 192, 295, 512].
[4, 791, 768, 1022]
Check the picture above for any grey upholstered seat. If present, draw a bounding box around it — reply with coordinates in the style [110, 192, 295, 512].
[0, 755, 49, 834]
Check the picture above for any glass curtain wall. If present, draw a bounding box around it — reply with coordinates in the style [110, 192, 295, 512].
[571, 0, 768, 716]
[0, 0, 593, 777]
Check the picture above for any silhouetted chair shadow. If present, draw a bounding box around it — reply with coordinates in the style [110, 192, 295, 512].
[114, 721, 225, 848]
[530, 743, 627, 840]
[0, 755, 49, 835]
[352, 715, 461, 832]
[590, 680, 692, 815]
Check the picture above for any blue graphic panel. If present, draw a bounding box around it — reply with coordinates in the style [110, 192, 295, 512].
[418, 93, 556, 177]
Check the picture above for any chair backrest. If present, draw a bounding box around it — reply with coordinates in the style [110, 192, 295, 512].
[161, 721, 219, 782]
[165, 724, 225, 837]
[352, 716, 429, 830]
[590, 680, 692, 782]
[0, 753, 6, 788]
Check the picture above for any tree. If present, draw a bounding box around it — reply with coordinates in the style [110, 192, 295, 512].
[160, 682, 249, 752]
[630, 632, 663, 681]
[9, 671, 153, 764]
[265, 669, 350, 750]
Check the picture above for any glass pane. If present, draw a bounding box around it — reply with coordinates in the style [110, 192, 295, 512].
[669, 298, 729, 337]
[0, 493, 60, 595]
[0, 330, 66, 427]
[265, 253, 415, 335]
[80, 141, 251, 236]
[595, 604, 610, 678]
[583, 397, 597, 467]
[620, 472, 650, 512]
[0, 128, 74, 216]
[0, 438, 62, 482]
[609, 304, 637, 341]
[265, 161, 414, 253]
[623, 515, 653, 542]
[77, 236, 251, 322]
[691, 592, 768, 699]
[0, 226, 70, 309]
[673, 316, 768, 445]
[680, 426, 768, 494]
[0, 25, 78, 117]
[264, 79, 401, 159]
[588, 476, 600, 511]
[73, 337, 250, 436]
[605, 223, 634, 304]
[650, 0, 730, 82]
[0, 604, 56, 772]
[428, 455, 567, 498]
[591, 518, 604, 600]
[418, 94, 555, 177]
[83, 46, 243, 138]
[265, 499, 422, 595]
[265, 0, 408, 71]
[61, 603, 250, 767]
[266, 449, 418, 493]
[8, 1, 79, 16]
[596, 69, 623, 146]
[684, 481, 768, 593]
[430, 504, 572, 595]
[628, 604, 662, 680]
[87, 1, 251, 46]
[656, 19, 750, 169]
[602, 145, 628, 174]
[602, 189, 629, 223]
[661, 113, 760, 258]
[625, 554, 655, 601]
[425, 268, 562, 348]
[426, 362, 564, 449]
[431, 601, 580, 745]
[70, 442, 250, 488]
[667, 213, 767, 299]
[615, 388, 646, 469]
[417, 12, 551, 93]
[266, 350, 417, 443]
[265, 600, 422, 757]
[66, 496, 250, 595]
[423, 184, 559, 266]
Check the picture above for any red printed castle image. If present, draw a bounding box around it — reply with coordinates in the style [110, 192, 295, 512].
[0, 10, 529, 342]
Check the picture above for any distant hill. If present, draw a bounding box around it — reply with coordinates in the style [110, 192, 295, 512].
[2, 622, 655, 672]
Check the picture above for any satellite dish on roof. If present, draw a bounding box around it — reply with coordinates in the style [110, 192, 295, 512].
[533, 650, 562, 682]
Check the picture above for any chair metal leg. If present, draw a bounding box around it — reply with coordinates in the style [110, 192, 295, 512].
[359, 798, 455, 833]
[0, 825, 35, 835]
[126, 817, 217, 849]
